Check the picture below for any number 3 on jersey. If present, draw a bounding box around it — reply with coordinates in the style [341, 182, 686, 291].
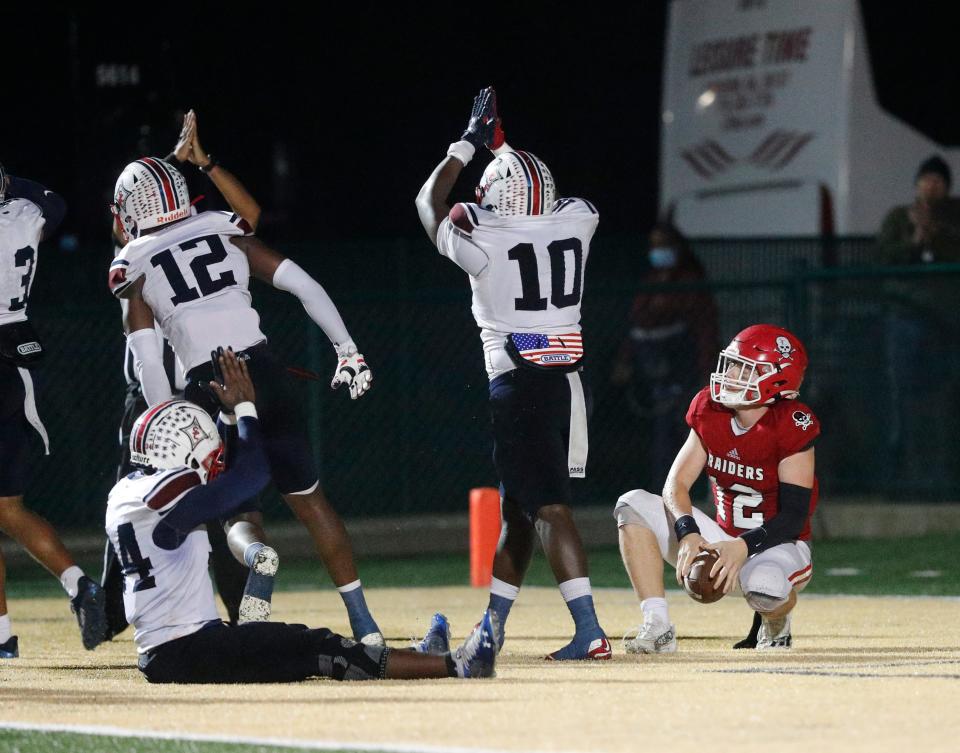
[509, 238, 583, 311]
[150, 234, 237, 306]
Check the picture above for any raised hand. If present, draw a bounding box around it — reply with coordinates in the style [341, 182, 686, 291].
[208, 347, 256, 411]
[461, 87, 498, 150]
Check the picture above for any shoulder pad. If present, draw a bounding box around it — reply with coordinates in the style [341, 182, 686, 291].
[0, 197, 43, 227]
[685, 387, 713, 430]
[552, 197, 598, 216]
[210, 210, 254, 236]
[448, 203, 478, 235]
[143, 468, 202, 511]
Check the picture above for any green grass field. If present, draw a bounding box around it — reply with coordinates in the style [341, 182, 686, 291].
[0, 729, 351, 753]
[4, 533, 959, 599]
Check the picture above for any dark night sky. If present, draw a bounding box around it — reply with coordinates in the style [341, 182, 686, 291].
[4, 4, 960, 247]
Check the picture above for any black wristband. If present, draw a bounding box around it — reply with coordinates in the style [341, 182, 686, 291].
[740, 527, 768, 554]
[199, 155, 219, 173]
[673, 515, 701, 542]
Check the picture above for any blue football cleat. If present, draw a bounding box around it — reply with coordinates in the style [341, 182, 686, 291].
[413, 612, 451, 655]
[452, 609, 500, 679]
[0, 635, 19, 659]
[71, 576, 107, 650]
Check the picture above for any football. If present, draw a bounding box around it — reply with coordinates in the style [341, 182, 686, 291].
[683, 550, 724, 604]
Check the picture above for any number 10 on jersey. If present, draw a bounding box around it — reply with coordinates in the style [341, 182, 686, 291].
[508, 238, 584, 311]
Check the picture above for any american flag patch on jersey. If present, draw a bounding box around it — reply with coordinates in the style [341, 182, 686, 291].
[508, 332, 584, 368]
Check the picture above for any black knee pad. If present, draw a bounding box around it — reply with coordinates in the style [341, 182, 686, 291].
[317, 633, 388, 681]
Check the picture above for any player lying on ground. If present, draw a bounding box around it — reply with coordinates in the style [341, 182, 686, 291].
[415, 87, 609, 660]
[0, 164, 106, 658]
[107, 152, 383, 644]
[106, 348, 499, 683]
[614, 324, 818, 652]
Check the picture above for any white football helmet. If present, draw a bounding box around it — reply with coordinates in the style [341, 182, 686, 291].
[111, 158, 191, 239]
[129, 400, 224, 483]
[476, 151, 556, 216]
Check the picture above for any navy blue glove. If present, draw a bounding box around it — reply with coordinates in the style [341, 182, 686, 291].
[461, 87, 498, 150]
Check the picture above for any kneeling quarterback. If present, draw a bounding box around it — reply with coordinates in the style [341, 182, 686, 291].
[615, 325, 819, 652]
[106, 348, 498, 683]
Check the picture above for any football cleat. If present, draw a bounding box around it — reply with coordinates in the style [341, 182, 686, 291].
[250, 545, 279, 577]
[71, 576, 107, 650]
[358, 632, 386, 648]
[733, 611, 763, 649]
[545, 635, 612, 661]
[413, 612, 451, 655]
[756, 614, 792, 650]
[452, 609, 500, 679]
[238, 546, 279, 625]
[623, 617, 677, 654]
[0, 635, 19, 659]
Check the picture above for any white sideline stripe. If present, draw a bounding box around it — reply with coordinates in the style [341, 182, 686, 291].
[0, 721, 589, 753]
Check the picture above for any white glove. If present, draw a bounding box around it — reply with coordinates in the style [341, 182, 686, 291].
[331, 340, 372, 400]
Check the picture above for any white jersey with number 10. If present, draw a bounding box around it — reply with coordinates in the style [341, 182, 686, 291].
[436, 198, 599, 378]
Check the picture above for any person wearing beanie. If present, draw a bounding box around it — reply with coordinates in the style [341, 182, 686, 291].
[879, 153, 960, 265]
[875, 154, 960, 496]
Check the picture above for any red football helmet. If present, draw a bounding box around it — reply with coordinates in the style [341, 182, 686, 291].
[710, 324, 809, 406]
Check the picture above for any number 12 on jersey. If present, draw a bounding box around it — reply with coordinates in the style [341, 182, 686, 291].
[508, 238, 583, 311]
[150, 234, 237, 307]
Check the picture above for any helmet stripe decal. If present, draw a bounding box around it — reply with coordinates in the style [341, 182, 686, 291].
[141, 157, 179, 211]
[515, 151, 543, 215]
[135, 158, 175, 213]
[143, 157, 180, 210]
[134, 159, 169, 213]
[510, 152, 533, 214]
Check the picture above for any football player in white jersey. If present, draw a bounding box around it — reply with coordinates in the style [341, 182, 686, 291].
[110, 348, 499, 683]
[107, 155, 383, 644]
[0, 164, 107, 657]
[415, 88, 610, 660]
[102, 111, 260, 638]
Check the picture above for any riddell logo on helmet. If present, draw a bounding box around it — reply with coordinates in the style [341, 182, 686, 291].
[156, 207, 191, 224]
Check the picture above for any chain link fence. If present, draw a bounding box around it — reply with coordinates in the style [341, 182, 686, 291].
[17, 236, 960, 530]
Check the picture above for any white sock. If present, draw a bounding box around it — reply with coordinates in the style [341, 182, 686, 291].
[641, 597, 669, 624]
[59, 566, 84, 598]
[490, 577, 520, 601]
[0, 614, 11, 643]
[558, 577, 593, 603]
[336, 579, 362, 594]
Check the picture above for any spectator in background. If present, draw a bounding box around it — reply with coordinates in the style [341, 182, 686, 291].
[612, 221, 718, 490]
[876, 154, 960, 495]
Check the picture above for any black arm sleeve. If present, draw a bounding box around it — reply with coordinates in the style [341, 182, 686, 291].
[152, 416, 270, 549]
[739, 482, 812, 555]
[6, 176, 67, 236]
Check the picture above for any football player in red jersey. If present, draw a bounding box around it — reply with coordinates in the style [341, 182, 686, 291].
[614, 324, 819, 652]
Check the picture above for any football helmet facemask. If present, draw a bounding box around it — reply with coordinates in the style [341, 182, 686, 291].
[710, 324, 808, 406]
[476, 151, 556, 216]
[129, 400, 224, 483]
[111, 158, 191, 240]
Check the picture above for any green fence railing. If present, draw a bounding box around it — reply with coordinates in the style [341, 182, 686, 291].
[16, 235, 960, 529]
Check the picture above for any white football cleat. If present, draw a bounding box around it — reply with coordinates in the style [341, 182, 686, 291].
[756, 613, 792, 650]
[623, 616, 677, 654]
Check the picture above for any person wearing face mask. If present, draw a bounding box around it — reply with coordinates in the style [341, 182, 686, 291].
[612, 221, 719, 490]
